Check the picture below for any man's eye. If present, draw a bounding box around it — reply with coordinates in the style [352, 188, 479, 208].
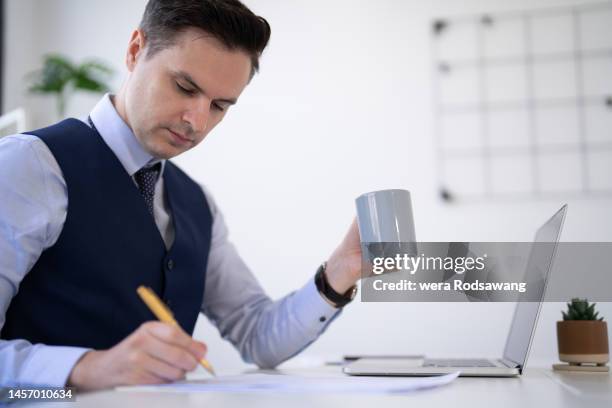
[212, 103, 226, 112]
[176, 83, 195, 95]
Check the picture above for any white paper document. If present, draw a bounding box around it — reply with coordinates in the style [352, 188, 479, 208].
[117, 372, 459, 394]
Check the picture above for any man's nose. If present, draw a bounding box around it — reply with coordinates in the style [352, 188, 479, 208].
[182, 99, 210, 134]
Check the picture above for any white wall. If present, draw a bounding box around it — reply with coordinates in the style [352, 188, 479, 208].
[3, 0, 610, 372]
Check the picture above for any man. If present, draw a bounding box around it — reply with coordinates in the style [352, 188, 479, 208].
[0, 0, 362, 391]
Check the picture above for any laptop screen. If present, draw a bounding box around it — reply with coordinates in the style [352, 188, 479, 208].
[502, 205, 567, 371]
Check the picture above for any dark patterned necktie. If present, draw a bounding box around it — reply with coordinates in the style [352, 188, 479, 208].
[134, 163, 161, 216]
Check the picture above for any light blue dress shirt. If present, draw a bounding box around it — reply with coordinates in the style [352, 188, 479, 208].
[0, 94, 339, 387]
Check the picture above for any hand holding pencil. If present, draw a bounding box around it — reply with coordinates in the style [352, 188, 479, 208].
[137, 286, 216, 376]
[67, 290, 211, 391]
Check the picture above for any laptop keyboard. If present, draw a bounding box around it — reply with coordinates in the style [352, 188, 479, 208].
[424, 358, 497, 368]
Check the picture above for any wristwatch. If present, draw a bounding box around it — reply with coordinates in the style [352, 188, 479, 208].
[314, 262, 358, 308]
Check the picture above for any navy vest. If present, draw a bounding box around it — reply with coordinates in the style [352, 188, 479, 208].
[1, 119, 212, 349]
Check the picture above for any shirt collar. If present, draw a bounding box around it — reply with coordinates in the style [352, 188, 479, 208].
[89, 93, 165, 176]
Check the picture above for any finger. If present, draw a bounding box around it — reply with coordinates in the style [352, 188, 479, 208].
[145, 322, 207, 360]
[127, 367, 170, 386]
[140, 332, 200, 371]
[193, 340, 207, 360]
[345, 217, 360, 245]
[137, 352, 187, 382]
[145, 322, 196, 348]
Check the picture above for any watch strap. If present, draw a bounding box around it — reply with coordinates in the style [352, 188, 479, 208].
[314, 262, 357, 308]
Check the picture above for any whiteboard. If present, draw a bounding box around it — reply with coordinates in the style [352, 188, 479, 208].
[432, 2, 612, 201]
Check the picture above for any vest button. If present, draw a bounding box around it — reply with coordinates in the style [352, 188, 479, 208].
[167, 259, 174, 270]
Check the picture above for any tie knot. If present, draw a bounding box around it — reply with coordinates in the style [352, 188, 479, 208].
[134, 163, 161, 216]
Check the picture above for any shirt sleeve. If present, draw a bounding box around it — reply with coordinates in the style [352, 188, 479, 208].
[200, 186, 341, 369]
[0, 135, 91, 387]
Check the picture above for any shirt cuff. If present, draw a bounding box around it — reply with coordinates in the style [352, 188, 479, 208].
[290, 277, 342, 338]
[19, 345, 91, 387]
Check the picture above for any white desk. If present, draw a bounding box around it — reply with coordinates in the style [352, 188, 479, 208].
[29, 365, 612, 408]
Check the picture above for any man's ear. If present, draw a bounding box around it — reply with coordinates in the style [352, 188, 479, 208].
[126, 29, 146, 72]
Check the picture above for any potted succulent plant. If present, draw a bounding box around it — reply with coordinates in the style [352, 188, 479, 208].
[557, 298, 609, 367]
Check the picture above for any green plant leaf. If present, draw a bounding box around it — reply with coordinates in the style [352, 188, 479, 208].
[563, 298, 605, 320]
[73, 60, 113, 92]
[26, 54, 115, 117]
[73, 73, 108, 92]
[27, 54, 75, 94]
[78, 60, 114, 74]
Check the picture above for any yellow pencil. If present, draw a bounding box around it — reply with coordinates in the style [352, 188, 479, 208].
[137, 285, 216, 376]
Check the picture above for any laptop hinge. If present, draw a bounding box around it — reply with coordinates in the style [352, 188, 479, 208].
[500, 358, 520, 369]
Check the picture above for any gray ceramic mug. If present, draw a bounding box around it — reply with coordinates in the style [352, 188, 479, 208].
[355, 189, 417, 275]
[355, 189, 416, 243]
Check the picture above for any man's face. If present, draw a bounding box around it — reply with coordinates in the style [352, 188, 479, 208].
[123, 28, 252, 159]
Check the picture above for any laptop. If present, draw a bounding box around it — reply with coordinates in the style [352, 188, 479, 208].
[344, 205, 567, 377]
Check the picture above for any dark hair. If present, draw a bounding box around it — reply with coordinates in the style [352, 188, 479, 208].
[139, 0, 271, 76]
